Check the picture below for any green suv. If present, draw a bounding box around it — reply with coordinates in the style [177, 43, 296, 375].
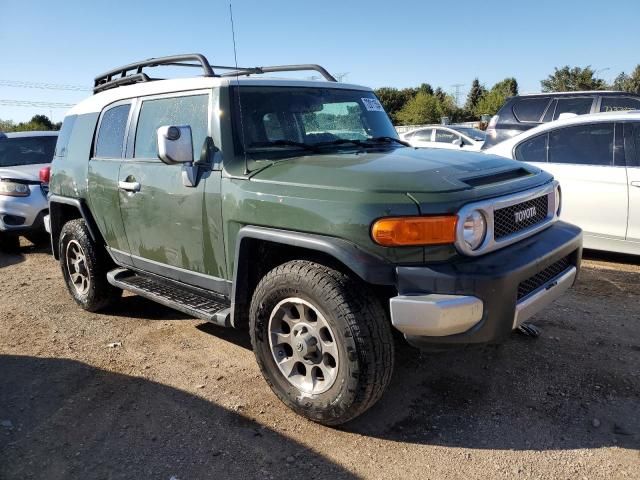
[48, 54, 582, 425]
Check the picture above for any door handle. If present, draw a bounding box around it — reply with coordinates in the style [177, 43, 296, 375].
[631, 181, 640, 188]
[118, 180, 141, 192]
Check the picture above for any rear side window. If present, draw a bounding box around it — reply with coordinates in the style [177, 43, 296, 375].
[553, 97, 593, 120]
[512, 98, 549, 122]
[625, 123, 640, 167]
[413, 128, 432, 141]
[134, 94, 208, 159]
[434, 129, 457, 143]
[514, 134, 547, 162]
[54, 115, 77, 158]
[94, 104, 131, 158]
[548, 123, 614, 166]
[600, 96, 640, 112]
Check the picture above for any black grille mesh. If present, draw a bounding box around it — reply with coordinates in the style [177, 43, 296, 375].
[494, 194, 549, 240]
[517, 256, 572, 300]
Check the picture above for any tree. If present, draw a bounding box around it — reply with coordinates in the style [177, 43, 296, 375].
[611, 65, 640, 94]
[418, 83, 434, 96]
[0, 115, 60, 132]
[472, 77, 519, 117]
[541, 66, 606, 92]
[492, 77, 518, 97]
[464, 78, 486, 112]
[375, 87, 416, 123]
[396, 91, 457, 125]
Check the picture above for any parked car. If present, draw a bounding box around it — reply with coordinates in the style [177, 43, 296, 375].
[486, 110, 640, 255]
[0, 131, 57, 251]
[48, 53, 582, 426]
[401, 125, 486, 150]
[483, 91, 640, 149]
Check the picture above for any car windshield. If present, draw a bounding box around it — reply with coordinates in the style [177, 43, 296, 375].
[231, 86, 399, 158]
[0, 135, 57, 167]
[448, 127, 486, 141]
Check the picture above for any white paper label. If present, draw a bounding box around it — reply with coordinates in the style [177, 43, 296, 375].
[361, 97, 385, 112]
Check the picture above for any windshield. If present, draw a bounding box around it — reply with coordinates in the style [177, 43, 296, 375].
[0, 135, 57, 167]
[231, 86, 399, 157]
[448, 126, 486, 142]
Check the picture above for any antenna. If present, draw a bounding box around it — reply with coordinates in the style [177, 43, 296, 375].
[230, 2, 249, 175]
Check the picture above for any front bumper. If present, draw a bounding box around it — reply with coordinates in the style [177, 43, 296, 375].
[390, 221, 582, 346]
[0, 185, 48, 234]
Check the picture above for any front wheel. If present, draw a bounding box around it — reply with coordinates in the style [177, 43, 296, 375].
[59, 219, 121, 312]
[250, 260, 394, 426]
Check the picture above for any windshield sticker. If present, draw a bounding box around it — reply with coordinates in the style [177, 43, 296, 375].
[361, 97, 385, 112]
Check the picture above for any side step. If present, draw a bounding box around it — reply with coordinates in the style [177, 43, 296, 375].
[107, 268, 231, 327]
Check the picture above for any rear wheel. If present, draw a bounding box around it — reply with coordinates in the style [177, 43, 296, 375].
[250, 260, 394, 426]
[59, 219, 121, 312]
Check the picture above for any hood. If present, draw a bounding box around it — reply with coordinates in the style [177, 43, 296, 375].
[0, 163, 48, 182]
[250, 147, 544, 194]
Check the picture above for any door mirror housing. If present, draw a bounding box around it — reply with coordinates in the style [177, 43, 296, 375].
[452, 138, 463, 147]
[157, 125, 194, 164]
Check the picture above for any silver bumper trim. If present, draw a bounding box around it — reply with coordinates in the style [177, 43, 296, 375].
[389, 294, 484, 336]
[513, 266, 577, 328]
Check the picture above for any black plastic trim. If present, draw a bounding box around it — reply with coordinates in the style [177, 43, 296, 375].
[48, 195, 101, 259]
[399, 221, 583, 346]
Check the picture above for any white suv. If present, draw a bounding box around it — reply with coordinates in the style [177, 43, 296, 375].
[486, 111, 640, 255]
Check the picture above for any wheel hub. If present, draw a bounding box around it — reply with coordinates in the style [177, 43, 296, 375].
[65, 240, 90, 296]
[268, 297, 339, 395]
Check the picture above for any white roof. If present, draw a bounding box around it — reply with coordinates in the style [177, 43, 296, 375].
[518, 90, 628, 96]
[68, 76, 372, 116]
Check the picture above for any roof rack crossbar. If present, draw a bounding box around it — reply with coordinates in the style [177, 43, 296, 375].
[93, 54, 337, 94]
[219, 64, 337, 82]
[93, 53, 215, 94]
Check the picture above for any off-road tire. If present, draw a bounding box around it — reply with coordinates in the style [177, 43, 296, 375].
[59, 219, 121, 312]
[0, 234, 20, 252]
[250, 260, 394, 426]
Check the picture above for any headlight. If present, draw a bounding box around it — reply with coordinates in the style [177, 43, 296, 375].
[461, 210, 487, 250]
[554, 185, 562, 217]
[0, 181, 31, 197]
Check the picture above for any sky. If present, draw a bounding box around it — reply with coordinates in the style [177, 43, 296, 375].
[1, 0, 639, 123]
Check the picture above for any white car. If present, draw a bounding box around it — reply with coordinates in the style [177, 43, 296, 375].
[400, 125, 486, 151]
[486, 111, 640, 255]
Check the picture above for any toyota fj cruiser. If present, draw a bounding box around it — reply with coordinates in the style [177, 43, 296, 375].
[48, 54, 583, 425]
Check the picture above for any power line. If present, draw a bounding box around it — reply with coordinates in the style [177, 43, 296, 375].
[0, 79, 90, 92]
[0, 99, 74, 109]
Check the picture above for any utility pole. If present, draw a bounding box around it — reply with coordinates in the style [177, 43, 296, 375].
[451, 83, 465, 107]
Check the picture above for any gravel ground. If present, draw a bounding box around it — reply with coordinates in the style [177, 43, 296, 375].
[1, 241, 639, 479]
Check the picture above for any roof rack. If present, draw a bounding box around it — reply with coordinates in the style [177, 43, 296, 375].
[93, 53, 336, 94]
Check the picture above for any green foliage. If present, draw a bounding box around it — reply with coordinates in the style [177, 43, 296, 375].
[541, 66, 607, 92]
[611, 65, 640, 94]
[396, 91, 456, 125]
[464, 78, 486, 112]
[471, 77, 519, 117]
[374, 87, 416, 123]
[0, 114, 61, 133]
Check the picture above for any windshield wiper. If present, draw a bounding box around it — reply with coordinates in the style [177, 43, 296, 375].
[248, 140, 320, 152]
[365, 136, 411, 147]
[314, 137, 410, 149]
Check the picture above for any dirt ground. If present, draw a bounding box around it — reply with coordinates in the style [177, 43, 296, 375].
[1, 241, 639, 480]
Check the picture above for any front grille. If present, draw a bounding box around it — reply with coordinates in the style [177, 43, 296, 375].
[517, 256, 572, 300]
[494, 194, 549, 240]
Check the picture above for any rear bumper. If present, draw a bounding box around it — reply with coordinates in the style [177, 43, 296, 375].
[390, 221, 582, 346]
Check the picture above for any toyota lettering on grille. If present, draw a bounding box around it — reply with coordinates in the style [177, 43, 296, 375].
[514, 206, 537, 223]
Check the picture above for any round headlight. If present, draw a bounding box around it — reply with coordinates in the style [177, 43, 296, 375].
[554, 185, 562, 216]
[462, 210, 487, 250]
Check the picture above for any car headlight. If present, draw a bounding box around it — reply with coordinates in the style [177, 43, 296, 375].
[461, 210, 487, 250]
[0, 181, 31, 197]
[554, 185, 562, 217]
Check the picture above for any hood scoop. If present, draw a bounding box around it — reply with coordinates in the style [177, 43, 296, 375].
[461, 168, 532, 188]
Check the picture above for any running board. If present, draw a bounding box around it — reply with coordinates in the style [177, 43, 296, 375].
[107, 268, 231, 327]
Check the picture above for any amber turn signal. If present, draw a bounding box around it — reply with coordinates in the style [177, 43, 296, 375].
[371, 216, 457, 247]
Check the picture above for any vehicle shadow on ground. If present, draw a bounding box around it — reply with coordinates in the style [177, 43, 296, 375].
[0, 240, 50, 268]
[0, 355, 355, 480]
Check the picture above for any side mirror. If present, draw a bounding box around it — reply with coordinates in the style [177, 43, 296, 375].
[452, 138, 463, 147]
[157, 125, 194, 164]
